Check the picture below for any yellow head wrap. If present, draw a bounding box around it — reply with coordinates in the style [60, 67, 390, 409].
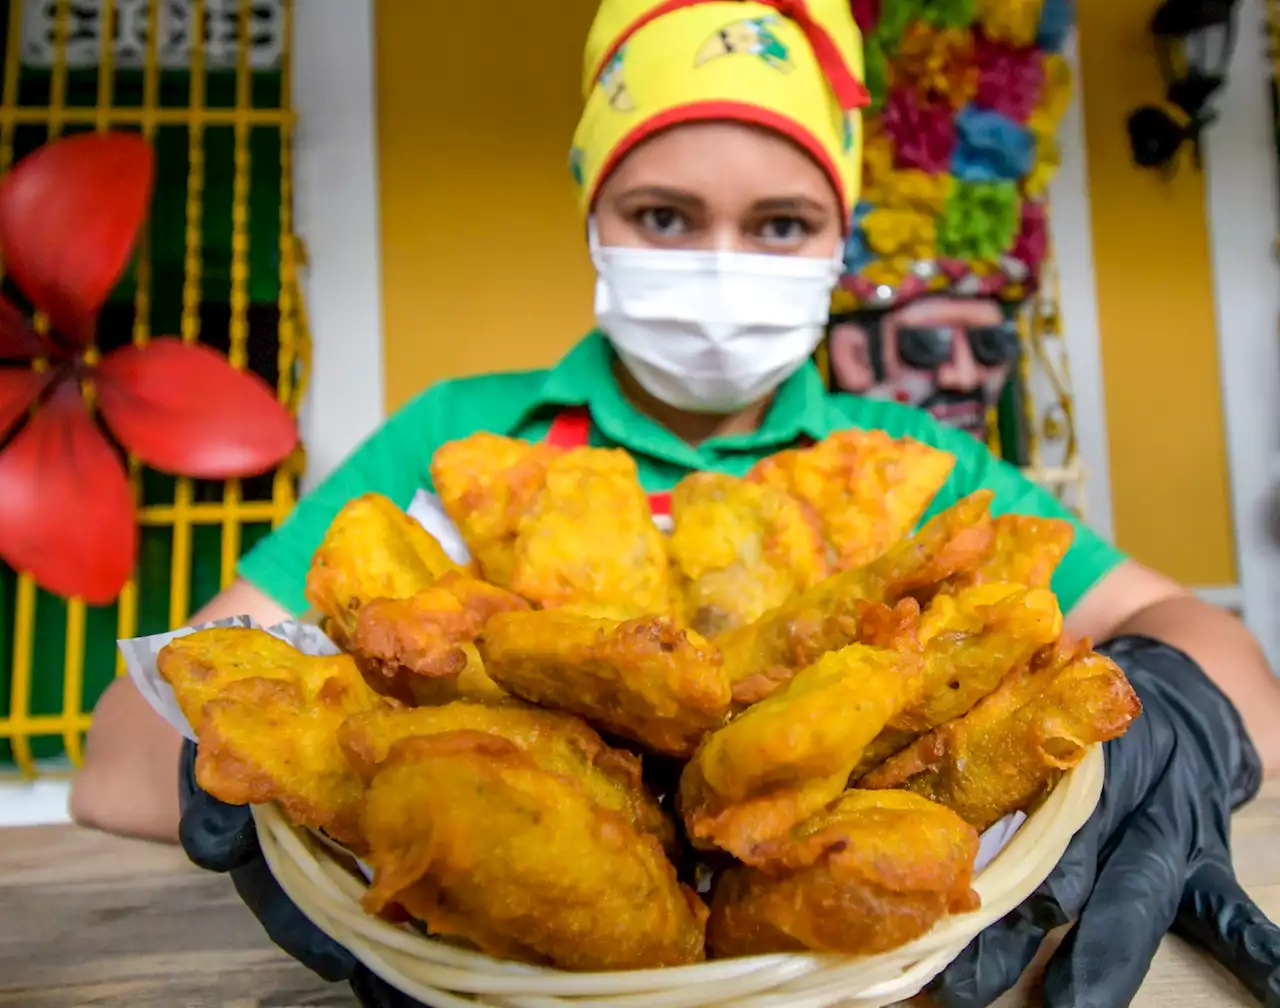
[570, 0, 870, 224]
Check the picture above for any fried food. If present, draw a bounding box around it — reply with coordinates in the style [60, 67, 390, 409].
[748, 429, 954, 571]
[718, 492, 995, 703]
[305, 493, 460, 645]
[853, 584, 1063, 774]
[509, 447, 672, 619]
[707, 790, 980, 957]
[338, 701, 674, 849]
[351, 572, 528, 705]
[477, 611, 731, 757]
[679, 628, 923, 864]
[860, 637, 1142, 831]
[361, 732, 707, 970]
[668, 472, 828, 637]
[946, 514, 1075, 591]
[158, 627, 388, 846]
[430, 432, 563, 586]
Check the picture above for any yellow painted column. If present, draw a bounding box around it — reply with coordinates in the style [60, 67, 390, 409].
[1076, 0, 1236, 586]
[374, 0, 598, 411]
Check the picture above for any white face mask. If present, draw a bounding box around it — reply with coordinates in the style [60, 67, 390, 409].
[590, 222, 844, 414]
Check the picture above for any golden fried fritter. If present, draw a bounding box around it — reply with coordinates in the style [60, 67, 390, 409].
[748, 429, 954, 571]
[430, 432, 563, 586]
[708, 790, 980, 957]
[946, 513, 1075, 591]
[477, 611, 731, 757]
[360, 732, 707, 971]
[668, 472, 828, 637]
[305, 493, 460, 644]
[337, 702, 674, 850]
[509, 447, 672, 619]
[860, 637, 1141, 831]
[679, 634, 923, 864]
[158, 628, 388, 846]
[158, 627, 378, 733]
[853, 584, 1063, 774]
[351, 572, 527, 705]
[718, 492, 995, 703]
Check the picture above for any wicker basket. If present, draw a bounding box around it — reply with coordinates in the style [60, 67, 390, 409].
[253, 744, 1103, 1008]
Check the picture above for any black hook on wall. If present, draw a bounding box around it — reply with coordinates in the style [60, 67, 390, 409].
[1126, 0, 1240, 172]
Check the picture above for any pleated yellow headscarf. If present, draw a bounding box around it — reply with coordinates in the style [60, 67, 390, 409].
[570, 0, 870, 225]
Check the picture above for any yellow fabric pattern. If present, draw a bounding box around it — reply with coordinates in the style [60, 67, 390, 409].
[570, 0, 868, 220]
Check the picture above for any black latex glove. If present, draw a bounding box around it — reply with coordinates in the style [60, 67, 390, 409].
[178, 741, 426, 1007]
[927, 634, 1280, 1008]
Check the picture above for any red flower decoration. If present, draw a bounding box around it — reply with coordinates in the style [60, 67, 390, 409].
[974, 33, 1045, 123]
[1011, 200, 1048, 279]
[883, 87, 956, 174]
[849, 0, 880, 33]
[0, 132, 299, 603]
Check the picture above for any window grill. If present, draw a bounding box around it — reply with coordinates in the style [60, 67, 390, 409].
[0, 0, 307, 777]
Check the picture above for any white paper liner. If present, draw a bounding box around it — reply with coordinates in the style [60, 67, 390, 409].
[118, 615, 341, 741]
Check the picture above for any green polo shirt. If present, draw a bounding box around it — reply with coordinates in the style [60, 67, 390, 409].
[239, 331, 1125, 615]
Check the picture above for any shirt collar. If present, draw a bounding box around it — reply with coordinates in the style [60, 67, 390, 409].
[522, 331, 837, 462]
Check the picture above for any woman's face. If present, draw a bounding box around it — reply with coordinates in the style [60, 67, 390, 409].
[593, 122, 843, 258]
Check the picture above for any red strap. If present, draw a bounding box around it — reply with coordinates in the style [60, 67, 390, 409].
[546, 407, 593, 448]
[592, 0, 870, 112]
[545, 409, 672, 517]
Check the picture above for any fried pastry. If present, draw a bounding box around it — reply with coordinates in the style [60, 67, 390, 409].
[668, 471, 828, 637]
[718, 492, 994, 703]
[509, 447, 672, 619]
[679, 629, 923, 864]
[853, 584, 1063, 774]
[748, 428, 954, 570]
[707, 790, 979, 957]
[859, 637, 1142, 831]
[337, 702, 674, 849]
[946, 513, 1075, 591]
[360, 732, 707, 971]
[350, 571, 528, 705]
[158, 627, 388, 846]
[477, 610, 731, 757]
[305, 493, 460, 645]
[429, 432, 563, 586]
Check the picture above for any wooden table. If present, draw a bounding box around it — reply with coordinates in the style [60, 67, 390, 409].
[3, 784, 1278, 1008]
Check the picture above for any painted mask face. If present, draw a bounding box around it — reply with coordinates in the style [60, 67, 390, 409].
[826, 296, 1019, 438]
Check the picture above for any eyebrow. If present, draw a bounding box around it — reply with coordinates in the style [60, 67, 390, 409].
[615, 188, 830, 216]
[616, 186, 704, 208]
[750, 195, 831, 215]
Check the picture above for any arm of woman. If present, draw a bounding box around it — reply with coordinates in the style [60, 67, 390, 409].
[911, 417, 1280, 776]
[1067, 559, 1280, 775]
[69, 386, 450, 842]
[69, 580, 290, 843]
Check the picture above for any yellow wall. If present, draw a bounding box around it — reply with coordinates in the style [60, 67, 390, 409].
[1077, 1, 1236, 585]
[374, 0, 598, 411]
[374, 0, 1238, 585]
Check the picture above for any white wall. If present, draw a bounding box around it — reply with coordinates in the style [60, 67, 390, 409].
[1202, 0, 1280, 668]
[293, 0, 386, 490]
[1047, 37, 1114, 540]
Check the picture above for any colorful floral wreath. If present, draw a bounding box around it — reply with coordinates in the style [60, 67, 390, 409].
[834, 0, 1075, 311]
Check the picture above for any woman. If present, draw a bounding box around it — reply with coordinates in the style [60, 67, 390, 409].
[74, 0, 1280, 1004]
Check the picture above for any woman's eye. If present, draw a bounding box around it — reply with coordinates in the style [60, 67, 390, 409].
[757, 216, 811, 244]
[637, 206, 687, 237]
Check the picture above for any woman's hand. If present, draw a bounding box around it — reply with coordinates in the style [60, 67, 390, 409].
[927, 636, 1280, 1007]
[178, 741, 427, 1007]
[1067, 560, 1280, 775]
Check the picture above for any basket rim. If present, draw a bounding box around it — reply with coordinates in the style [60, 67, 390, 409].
[253, 745, 1105, 1008]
